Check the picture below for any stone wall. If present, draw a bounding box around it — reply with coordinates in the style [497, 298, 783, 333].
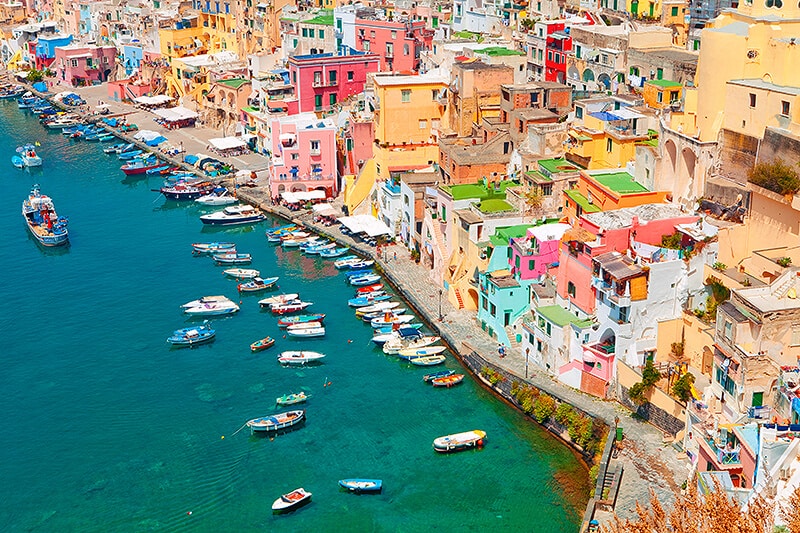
[718, 128, 759, 186]
[618, 386, 685, 435]
[757, 127, 800, 166]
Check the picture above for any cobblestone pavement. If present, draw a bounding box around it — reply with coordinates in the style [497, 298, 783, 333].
[237, 193, 693, 525]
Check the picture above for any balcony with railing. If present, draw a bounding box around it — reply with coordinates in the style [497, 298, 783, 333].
[312, 77, 339, 88]
[697, 435, 742, 467]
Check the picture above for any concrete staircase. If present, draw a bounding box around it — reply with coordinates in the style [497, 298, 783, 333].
[504, 325, 522, 351]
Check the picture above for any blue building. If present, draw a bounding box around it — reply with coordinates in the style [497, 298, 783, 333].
[121, 44, 144, 76]
[34, 34, 73, 70]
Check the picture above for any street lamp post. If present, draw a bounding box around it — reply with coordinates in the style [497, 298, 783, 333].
[438, 289, 443, 321]
[525, 347, 530, 379]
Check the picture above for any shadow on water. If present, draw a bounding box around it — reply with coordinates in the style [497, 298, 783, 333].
[200, 224, 263, 235]
[247, 418, 307, 441]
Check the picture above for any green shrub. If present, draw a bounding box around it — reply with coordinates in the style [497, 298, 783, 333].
[748, 159, 800, 196]
[672, 372, 696, 403]
[532, 394, 556, 423]
[554, 402, 575, 426]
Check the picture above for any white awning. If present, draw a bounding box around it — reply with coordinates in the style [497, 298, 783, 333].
[133, 94, 174, 105]
[152, 105, 199, 121]
[312, 203, 337, 216]
[338, 214, 391, 237]
[281, 190, 327, 203]
[133, 129, 161, 141]
[208, 137, 247, 150]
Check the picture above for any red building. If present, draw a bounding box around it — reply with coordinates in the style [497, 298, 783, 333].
[352, 18, 432, 72]
[287, 48, 380, 113]
[545, 30, 571, 84]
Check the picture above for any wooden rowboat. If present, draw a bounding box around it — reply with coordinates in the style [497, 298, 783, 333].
[409, 355, 447, 366]
[338, 479, 382, 493]
[431, 372, 464, 385]
[276, 391, 309, 406]
[433, 430, 486, 453]
[247, 409, 305, 433]
[250, 336, 275, 352]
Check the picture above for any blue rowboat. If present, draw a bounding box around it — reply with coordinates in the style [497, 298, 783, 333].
[374, 323, 424, 334]
[348, 294, 391, 307]
[118, 149, 144, 160]
[345, 269, 373, 279]
[11, 155, 24, 168]
[338, 479, 382, 493]
[350, 274, 382, 286]
[319, 247, 350, 258]
[277, 313, 326, 327]
[345, 260, 375, 269]
[423, 369, 456, 383]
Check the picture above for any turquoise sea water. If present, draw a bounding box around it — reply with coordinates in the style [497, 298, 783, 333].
[0, 102, 590, 532]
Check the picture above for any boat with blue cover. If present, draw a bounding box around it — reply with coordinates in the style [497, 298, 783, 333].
[423, 369, 457, 383]
[22, 185, 69, 247]
[167, 321, 216, 346]
[118, 149, 143, 160]
[350, 274, 382, 286]
[348, 294, 392, 307]
[276, 313, 326, 327]
[339, 479, 382, 493]
[237, 276, 279, 292]
[345, 269, 374, 280]
[373, 323, 423, 336]
[11, 155, 23, 168]
[213, 253, 252, 264]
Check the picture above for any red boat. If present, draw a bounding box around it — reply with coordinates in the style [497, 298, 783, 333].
[121, 160, 165, 175]
[271, 301, 313, 315]
[356, 284, 383, 294]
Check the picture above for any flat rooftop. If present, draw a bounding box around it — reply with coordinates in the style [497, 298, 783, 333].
[591, 171, 650, 194]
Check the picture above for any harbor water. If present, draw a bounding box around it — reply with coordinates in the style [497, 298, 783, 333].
[0, 102, 590, 532]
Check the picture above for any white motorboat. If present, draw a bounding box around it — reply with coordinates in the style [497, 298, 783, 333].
[277, 351, 326, 365]
[200, 205, 266, 226]
[370, 314, 414, 327]
[355, 301, 400, 315]
[181, 295, 240, 316]
[195, 187, 237, 206]
[286, 322, 325, 337]
[271, 487, 311, 512]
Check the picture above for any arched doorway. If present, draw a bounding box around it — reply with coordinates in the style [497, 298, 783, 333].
[467, 288, 479, 309]
[664, 139, 677, 173]
[568, 66, 580, 81]
[598, 73, 611, 90]
[681, 147, 697, 182]
[582, 69, 595, 82]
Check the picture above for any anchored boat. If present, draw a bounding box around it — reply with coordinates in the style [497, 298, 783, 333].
[433, 430, 486, 453]
[22, 185, 69, 247]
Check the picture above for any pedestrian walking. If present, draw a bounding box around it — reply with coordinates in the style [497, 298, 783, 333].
[393, 251, 397, 261]
[498, 344, 506, 358]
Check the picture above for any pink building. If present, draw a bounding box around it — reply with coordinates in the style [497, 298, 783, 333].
[556, 206, 698, 315]
[287, 49, 380, 113]
[509, 223, 571, 281]
[269, 112, 338, 199]
[54, 44, 117, 87]
[352, 18, 432, 72]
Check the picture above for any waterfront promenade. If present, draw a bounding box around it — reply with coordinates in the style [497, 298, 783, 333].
[26, 78, 689, 526]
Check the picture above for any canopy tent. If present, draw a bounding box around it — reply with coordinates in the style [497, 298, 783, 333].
[208, 137, 247, 151]
[133, 129, 162, 142]
[133, 95, 174, 107]
[312, 203, 337, 217]
[281, 190, 327, 204]
[152, 106, 199, 122]
[338, 215, 391, 237]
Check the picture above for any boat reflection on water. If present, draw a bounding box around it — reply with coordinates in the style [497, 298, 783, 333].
[248, 418, 307, 440]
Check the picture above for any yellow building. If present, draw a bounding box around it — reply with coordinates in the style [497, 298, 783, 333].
[627, 0, 662, 19]
[674, 0, 800, 142]
[567, 98, 654, 169]
[372, 72, 449, 181]
[642, 79, 682, 110]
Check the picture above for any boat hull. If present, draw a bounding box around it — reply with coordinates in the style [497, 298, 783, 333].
[248, 410, 306, 433]
[433, 430, 486, 453]
[338, 479, 383, 493]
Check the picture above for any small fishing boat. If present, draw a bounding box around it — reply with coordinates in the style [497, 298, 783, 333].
[270, 301, 313, 315]
[11, 155, 23, 168]
[277, 351, 326, 365]
[383, 335, 441, 355]
[373, 323, 424, 336]
[371, 326, 425, 346]
[303, 242, 336, 255]
[277, 314, 326, 328]
[145, 164, 172, 175]
[361, 308, 407, 322]
[213, 253, 252, 265]
[167, 321, 216, 346]
[286, 322, 325, 338]
[345, 269, 374, 280]
[344, 260, 375, 270]
[282, 236, 321, 248]
[356, 283, 384, 294]
[238, 276, 279, 292]
[200, 205, 266, 226]
[348, 294, 392, 307]
[318, 247, 350, 258]
[355, 301, 398, 316]
[17, 144, 42, 167]
[160, 180, 216, 200]
[247, 410, 306, 434]
[22, 185, 69, 247]
[410, 355, 448, 366]
[430, 368, 463, 380]
[258, 293, 300, 307]
[370, 314, 415, 328]
[271, 487, 311, 513]
[276, 392, 309, 406]
[265, 223, 296, 236]
[223, 268, 260, 279]
[103, 142, 129, 154]
[350, 274, 382, 286]
[334, 257, 361, 269]
[433, 430, 486, 453]
[192, 242, 236, 254]
[398, 346, 447, 358]
[118, 149, 143, 160]
[338, 479, 382, 493]
[195, 187, 237, 206]
[121, 159, 164, 175]
[250, 336, 275, 352]
[423, 369, 457, 383]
